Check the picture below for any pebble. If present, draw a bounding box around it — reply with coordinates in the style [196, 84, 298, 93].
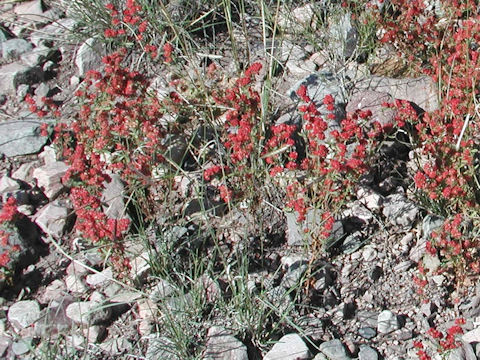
[358, 327, 376, 339]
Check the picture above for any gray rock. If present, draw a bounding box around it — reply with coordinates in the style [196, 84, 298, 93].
[264, 333, 311, 360]
[0, 118, 50, 156]
[0, 336, 10, 358]
[75, 37, 103, 76]
[288, 71, 346, 125]
[203, 326, 248, 360]
[8, 300, 41, 331]
[382, 192, 418, 228]
[99, 338, 133, 356]
[37, 279, 66, 304]
[34, 295, 74, 338]
[65, 273, 88, 294]
[12, 161, 36, 182]
[354, 76, 439, 113]
[377, 310, 399, 334]
[86, 267, 113, 287]
[287, 208, 344, 247]
[346, 90, 395, 127]
[327, 12, 358, 59]
[1, 38, 32, 60]
[341, 231, 365, 254]
[319, 339, 351, 360]
[20, 45, 58, 67]
[33, 161, 68, 199]
[358, 345, 378, 360]
[102, 174, 127, 219]
[358, 327, 376, 339]
[83, 324, 106, 343]
[447, 342, 476, 360]
[146, 335, 180, 360]
[281, 263, 308, 288]
[0, 175, 20, 194]
[357, 311, 378, 328]
[30, 18, 78, 47]
[149, 279, 176, 302]
[65, 301, 112, 325]
[277, 3, 316, 33]
[0, 62, 43, 93]
[12, 338, 32, 356]
[314, 354, 328, 360]
[462, 327, 480, 343]
[34, 200, 71, 238]
[422, 214, 444, 240]
[14, 0, 47, 24]
[109, 290, 142, 303]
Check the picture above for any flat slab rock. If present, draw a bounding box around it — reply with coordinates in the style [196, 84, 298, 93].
[0, 117, 50, 157]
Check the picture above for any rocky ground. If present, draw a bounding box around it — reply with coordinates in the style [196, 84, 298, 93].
[1, 1, 480, 360]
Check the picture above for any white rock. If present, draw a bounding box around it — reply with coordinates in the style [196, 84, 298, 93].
[0, 175, 20, 194]
[86, 267, 113, 287]
[462, 327, 480, 343]
[75, 37, 103, 76]
[377, 310, 399, 334]
[264, 333, 310, 360]
[8, 300, 41, 331]
[33, 161, 68, 199]
[203, 326, 248, 360]
[357, 186, 384, 211]
[66, 301, 112, 325]
[65, 274, 88, 294]
[34, 201, 70, 238]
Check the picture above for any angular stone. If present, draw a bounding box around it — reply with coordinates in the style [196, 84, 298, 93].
[20, 45, 58, 67]
[34, 200, 70, 238]
[109, 291, 142, 304]
[33, 161, 68, 199]
[65, 301, 112, 325]
[0, 62, 43, 94]
[86, 267, 113, 287]
[146, 336, 179, 360]
[462, 327, 480, 343]
[264, 333, 310, 360]
[102, 174, 127, 219]
[328, 12, 358, 59]
[1, 38, 32, 60]
[75, 37, 103, 76]
[0, 175, 20, 194]
[382, 192, 418, 228]
[83, 324, 106, 343]
[30, 18, 77, 47]
[319, 339, 351, 360]
[14, 0, 47, 24]
[358, 345, 379, 360]
[354, 76, 439, 113]
[38, 279, 66, 304]
[8, 300, 41, 331]
[377, 310, 399, 334]
[287, 209, 343, 247]
[346, 90, 396, 127]
[203, 326, 248, 360]
[12, 338, 31, 356]
[149, 279, 176, 302]
[65, 274, 88, 294]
